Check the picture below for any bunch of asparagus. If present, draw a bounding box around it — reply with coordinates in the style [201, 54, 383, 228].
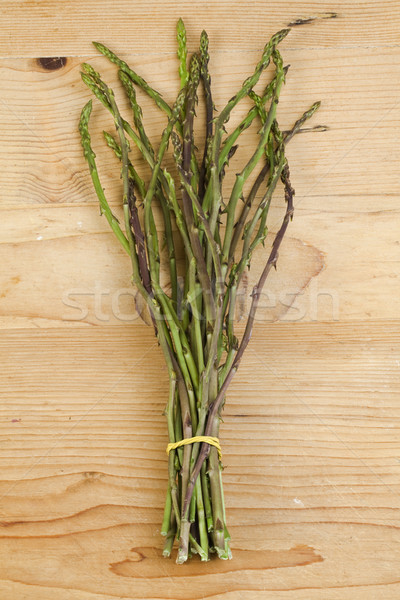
[79, 19, 320, 563]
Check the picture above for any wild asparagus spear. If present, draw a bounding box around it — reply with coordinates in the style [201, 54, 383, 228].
[79, 21, 321, 564]
[177, 18, 189, 89]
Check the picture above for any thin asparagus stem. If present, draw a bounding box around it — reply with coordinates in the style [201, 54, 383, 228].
[80, 21, 321, 564]
[218, 65, 288, 172]
[83, 67, 200, 413]
[203, 29, 290, 235]
[93, 41, 174, 118]
[177, 18, 189, 89]
[183, 142, 295, 519]
[163, 509, 177, 557]
[93, 39, 201, 178]
[178, 54, 216, 336]
[79, 102, 129, 254]
[198, 29, 214, 199]
[128, 180, 153, 299]
[103, 130, 147, 200]
[119, 69, 155, 160]
[228, 100, 321, 269]
[118, 68, 179, 305]
[83, 64, 179, 305]
[222, 49, 286, 277]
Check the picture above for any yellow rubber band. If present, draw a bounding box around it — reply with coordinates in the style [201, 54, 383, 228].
[166, 436, 222, 461]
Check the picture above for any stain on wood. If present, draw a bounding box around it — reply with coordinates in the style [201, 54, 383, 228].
[0, 323, 399, 597]
[37, 57, 67, 70]
[287, 12, 339, 27]
[109, 544, 323, 580]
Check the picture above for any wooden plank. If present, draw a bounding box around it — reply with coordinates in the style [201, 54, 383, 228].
[0, 321, 399, 598]
[1, 47, 400, 206]
[1, 200, 398, 328]
[0, 1, 399, 56]
[1, 3, 398, 598]
[0, 45, 399, 327]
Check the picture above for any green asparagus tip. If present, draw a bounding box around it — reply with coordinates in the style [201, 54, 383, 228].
[307, 101, 322, 117]
[79, 99, 92, 130]
[92, 41, 104, 52]
[92, 41, 117, 62]
[81, 62, 99, 79]
[200, 30, 210, 72]
[177, 17, 185, 31]
[260, 28, 290, 65]
[103, 131, 120, 155]
[271, 28, 291, 46]
[272, 48, 284, 72]
[189, 53, 201, 79]
[118, 69, 135, 95]
[171, 131, 183, 165]
[200, 29, 209, 45]
[172, 87, 187, 117]
[80, 71, 109, 107]
[80, 71, 94, 87]
[78, 101, 94, 161]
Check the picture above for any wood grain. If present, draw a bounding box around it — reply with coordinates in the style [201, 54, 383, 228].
[1, 46, 400, 206]
[0, 1, 400, 56]
[1, 4, 399, 598]
[0, 45, 399, 327]
[0, 322, 400, 598]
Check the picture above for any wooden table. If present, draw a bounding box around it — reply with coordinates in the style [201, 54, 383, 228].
[1, 2, 399, 598]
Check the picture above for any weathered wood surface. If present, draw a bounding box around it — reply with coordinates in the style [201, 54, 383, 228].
[1, 322, 400, 599]
[1, 43, 399, 326]
[1, 1, 400, 55]
[0, 1, 399, 597]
